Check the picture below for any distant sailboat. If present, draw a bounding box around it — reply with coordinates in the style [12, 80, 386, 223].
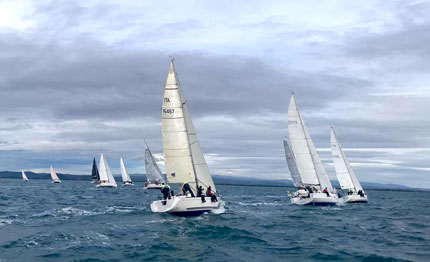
[330, 127, 368, 203]
[91, 158, 100, 183]
[97, 153, 117, 188]
[120, 157, 134, 186]
[22, 170, 29, 182]
[50, 165, 61, 183]
[285, 95, 340, 205]
[150, 60, 223, 216]
[144, 142, 167, 189]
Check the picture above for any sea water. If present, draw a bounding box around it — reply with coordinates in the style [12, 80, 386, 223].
[0, 179, 429, 261]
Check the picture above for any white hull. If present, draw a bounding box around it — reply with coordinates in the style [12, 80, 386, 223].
[123, 182, 134, 186]
[97, 182, 117, 188]
[290, 192, 340, 206]
[151, 195, 222, 216]
[145, 183, 163, 190]
[343, 193, 368, 203]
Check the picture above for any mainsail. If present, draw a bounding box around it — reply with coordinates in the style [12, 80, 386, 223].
[330, 127, 363, 191]
[120, 157, 132, 183]
[284, 140, 302, 187]
[99, 153, 117, 185]
[144, 143, 166, 184]
[22, 170, 29, 181]
[287, 95, 334, 191]
[161, 60, 216, 193]
[91, 158, 100, 182]
[50, 165, 61, 182]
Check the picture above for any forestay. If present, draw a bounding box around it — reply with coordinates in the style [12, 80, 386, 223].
[330, 127, 363, 191]
[161, 60, 216, 193]
[283, 139, 302, 187]
[144, 144, 166, 184]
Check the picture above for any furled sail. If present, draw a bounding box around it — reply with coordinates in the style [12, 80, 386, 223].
[144, 143, 166, 184]
[50, 165, 61, 182]
[287, 95, 334, 191]
[284, 140, 302, 187]
[99, 153, 116, 185]
[120, 157, 132, 183]
[91, 158, 100, 182]
[22, 170, 29, 181]
[161, 60, 216, 193]
[330, 127, 363, 191]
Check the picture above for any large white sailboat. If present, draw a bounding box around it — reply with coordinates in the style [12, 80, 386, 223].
[330, 127, 368, 203]
[144, 142, 167, 189]
[21, 170, 29, 182]
[50, 165, 61, 183]
[150, 60, 223, 216]
[96, 153, 117, 188]
[285, 95, 340, 205]
[120, 157, 134, 186]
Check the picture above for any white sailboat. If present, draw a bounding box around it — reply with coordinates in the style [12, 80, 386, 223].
[50, 165, 61, 183]
[144, 142, 167, 189]
[330, 127, 368, 203]
[120, 157, 134, 186]
[285, 95, 340, 205]
[21, 170, 29, 182]
[96, 153, 117, 188]
[150, 60, 223, 216]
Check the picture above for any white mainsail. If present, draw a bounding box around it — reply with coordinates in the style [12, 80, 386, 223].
[283, 140, 302, 187]
[287, 95, 334, 191]
[99, 153, 117, 185]
[330, 127, 363, 191]
[120, 157, 132, 183]
[144, 143, 166, 184]
[161, 60, 216, 193]
[50, 165, 61, 182]
[22, 170, 29, 181]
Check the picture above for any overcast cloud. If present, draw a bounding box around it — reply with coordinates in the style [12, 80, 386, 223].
[0, 0, 429, 188]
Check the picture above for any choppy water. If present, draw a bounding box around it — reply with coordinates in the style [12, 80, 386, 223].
[0, 179, 429, 262]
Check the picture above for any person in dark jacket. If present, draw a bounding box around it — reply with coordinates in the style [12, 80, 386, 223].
[206, 186, 218, 202]
[160, 183, 171, 205]
[182, 182, 195, 197]
[197, 185, 206, 203]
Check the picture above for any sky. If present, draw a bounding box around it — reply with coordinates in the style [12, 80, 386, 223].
[0, 0, 429, 188]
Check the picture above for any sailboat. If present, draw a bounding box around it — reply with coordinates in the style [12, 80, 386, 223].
[144, 142, 167, 189]
[96, 153, 117, 188]
[21, 170, 29, 182]
[50, 165, 61, 183]
[150, 60, 223, 216]
[91, 158, 100, 183]
[285, 95, 340, 205]
[330, 127, 368, 203]
[120, 157, 134, 186]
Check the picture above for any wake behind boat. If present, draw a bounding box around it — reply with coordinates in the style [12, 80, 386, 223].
[96, 153, 117, 188]
[150, 60, 223, 216]
[144, 142, 167, 189]
[50, 165, 61, 183]
[120, 157, 134, 186]
[331, 127, 368, 203]
[284, 95, 340, 206]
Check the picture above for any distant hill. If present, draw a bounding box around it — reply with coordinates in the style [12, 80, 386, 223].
[0, 171, 423, 191]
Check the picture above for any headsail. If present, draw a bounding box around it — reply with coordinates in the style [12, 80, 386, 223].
[99, 153, 117, 185]
[120, 157, 132, 183]
[22, 170, 29, 181]
[50, 165, 61, 182]
[330, 127, 363, 191]
[144, 143, 166, 184]
[91, 158, 100, 182]
[161, 60, 216, 193]
[283, 140, 302, 187]
[287, 95, 334, 191]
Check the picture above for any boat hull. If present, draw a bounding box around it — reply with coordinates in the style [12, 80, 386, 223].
[52, 180, 61, 183]
[344, 193, 368, 203]
[144, 183, 163, 190]
[123, 182, 134, 186]
[151, 195, 222, 216]
[97, 182, 117, 188]
[290, 192, 340, 206]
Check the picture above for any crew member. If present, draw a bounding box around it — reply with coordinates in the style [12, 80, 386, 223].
[197, 185, 206, 203]
[160, 183, 171, 205]
[206, 186, 218, 202]
[182, 181, 195, 197]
